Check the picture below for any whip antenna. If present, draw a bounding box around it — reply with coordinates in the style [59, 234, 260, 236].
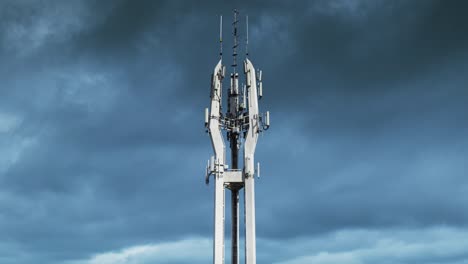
[246, 15, 249, 57]
[232, 9, 239, 73]
[219, 15, 223, 58]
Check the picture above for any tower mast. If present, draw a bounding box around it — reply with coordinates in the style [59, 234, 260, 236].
[229, 9, 241, 264]
[205, 10, 270, 264]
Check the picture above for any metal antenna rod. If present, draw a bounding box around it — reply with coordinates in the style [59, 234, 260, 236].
[232, 9, 239, 73]
[246, 15, 249, 57]
[220, 15, 223, 58]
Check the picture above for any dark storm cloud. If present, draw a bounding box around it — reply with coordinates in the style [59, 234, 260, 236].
[0, 0, 467, 263]
[0, 1, 212, 261]
[289, 1, 468, 84]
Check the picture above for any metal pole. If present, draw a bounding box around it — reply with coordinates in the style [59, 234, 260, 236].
[231, 189, 239, 264]
[230, 10, 241, 264]
[230, 130, 240, 264]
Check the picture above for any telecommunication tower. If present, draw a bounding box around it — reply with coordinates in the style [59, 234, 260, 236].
[204, 9, 270, 264]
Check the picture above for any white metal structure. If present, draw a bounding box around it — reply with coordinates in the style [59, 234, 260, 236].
[205, 10, 270, 264]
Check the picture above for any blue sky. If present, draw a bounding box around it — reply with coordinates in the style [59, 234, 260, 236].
[0, 0, 467, 263]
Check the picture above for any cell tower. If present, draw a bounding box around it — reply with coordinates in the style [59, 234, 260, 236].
[204, 9, 270, 264]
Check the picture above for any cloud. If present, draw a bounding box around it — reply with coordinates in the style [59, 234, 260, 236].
[65, 238, 211, 264]
[62, 227, 468, 264]
[310, 0, 390, 18]
[271, 227, 468, 264]
[0, 0, 90, 57]
[0, 112, 22, 133]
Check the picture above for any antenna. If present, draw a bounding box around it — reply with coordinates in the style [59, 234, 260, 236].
[219, 15, 223, 58]
[232, 9, 239, 73]
[246, 15, 249, 57]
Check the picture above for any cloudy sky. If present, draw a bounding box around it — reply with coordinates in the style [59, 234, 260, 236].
[1, 0, 467, 263]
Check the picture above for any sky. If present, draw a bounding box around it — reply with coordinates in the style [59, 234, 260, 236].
[0, 0, 467, 263]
